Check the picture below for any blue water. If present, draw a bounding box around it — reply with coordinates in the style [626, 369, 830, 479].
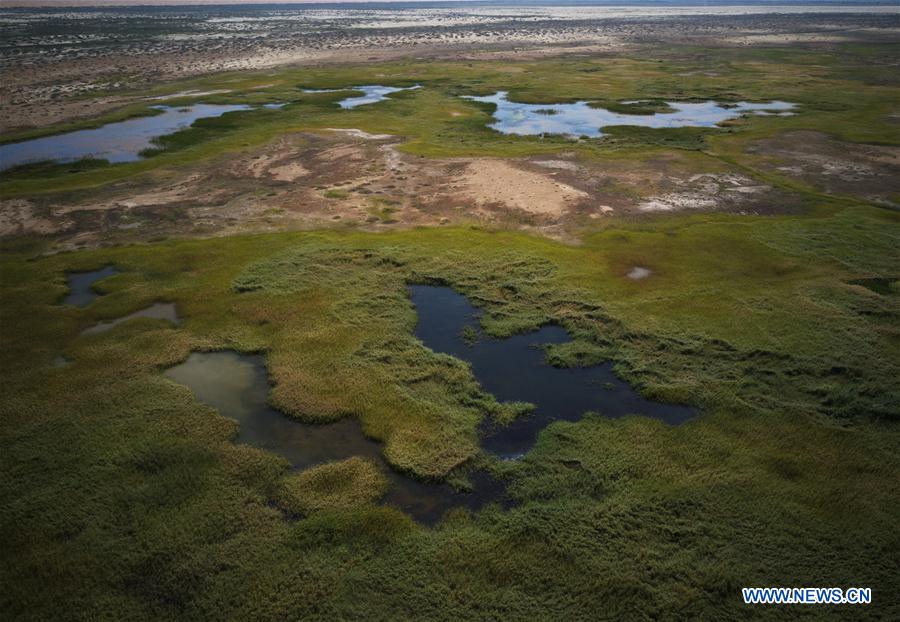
[63, 265, 119, 307]
[0, 104, 251, 171]
[465, 91, 796, 138]
[160, 284, 695, 524]
[410, 285, 696, 457]
[304, 84, 421, 109]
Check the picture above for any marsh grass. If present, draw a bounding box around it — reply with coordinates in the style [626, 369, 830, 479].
[2, 43, 899, 619]
[2, 203, 899, 618]
[4, 44, 898, 202]
[276, 457, 389, 516]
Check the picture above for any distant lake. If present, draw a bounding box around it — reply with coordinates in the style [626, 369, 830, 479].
[0, 104, 251, 171]
[465, 91, 796, 138]
[303, 84, 421, 108]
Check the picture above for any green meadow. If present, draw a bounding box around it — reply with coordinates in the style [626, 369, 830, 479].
[2, 42, 899, 619]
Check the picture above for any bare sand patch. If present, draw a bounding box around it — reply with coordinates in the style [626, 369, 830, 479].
[242, 155, 278, 179]
[315, 145, 367, 163]
[533, 159, 580, 171]
[326, 128, 395, 140]
[748, 131, 900, 205]
[460, 160, 588, 215]
[113, 175, 207, 208]
[268, 162, 310, 182]
[0, 199, 69, 236]
[639, 173, 772, 212]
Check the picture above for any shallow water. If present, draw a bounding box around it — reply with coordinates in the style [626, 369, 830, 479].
[0, 104, 251, 171]
[82, 302, 181, 335]
[160, 285, 694, 523]
[304, 84, 421, 109]
[464, 91, 795, 138]
[63, 265, 119, 307]
[409, 285, 695, 457]
[163, 351, 507, 524]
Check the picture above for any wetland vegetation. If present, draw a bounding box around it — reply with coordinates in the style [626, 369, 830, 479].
[464, 92, 796, 138]
[1, 4, 898, 620]
[0, 104, 253, 171]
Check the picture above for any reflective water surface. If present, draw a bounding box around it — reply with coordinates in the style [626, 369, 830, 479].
[161, 285, 695, 524]
[409, 285, 696, 457]
[82, 302, 181, 335]
[163, 351, 508, 524]
[63, 265, 119, 307]
[304, 84, 421, 108]
[0, 104, 251, 170]
[464, 91, 796, 138]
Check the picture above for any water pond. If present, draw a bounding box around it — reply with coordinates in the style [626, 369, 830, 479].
[63, 265, 119, 307]
[410, 285, 695, 457]
[82, 302, 181, 336]
[464, 91, 796, 138]
[163, 351, 508, 524]
[0, 104, 251, 171]
[303, 84, 421, 109]
[161, 284, 694, 524]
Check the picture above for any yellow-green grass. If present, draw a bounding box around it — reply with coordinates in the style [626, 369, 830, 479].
[2, 42, 899, 618]
[2, 205, 898, 618]
[276, 457, 389, 515]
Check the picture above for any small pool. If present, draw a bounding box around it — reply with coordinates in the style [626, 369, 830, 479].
[410, 285, 695, 457]
[304, 84, 421, 109]
[464, 91, 796, 138]
[162, 284, 695, 524]
[63, 265, 119, 307]
[163, 351, 508, 525]
[0, 103, 252, 171]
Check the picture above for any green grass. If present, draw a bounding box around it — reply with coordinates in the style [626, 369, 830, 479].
[323, 189, 350, 199]
[276, 457, 390, 515]
[2, 42, 899, 620]
[3, 43, 898, 201]
[2, 204, 898, 619]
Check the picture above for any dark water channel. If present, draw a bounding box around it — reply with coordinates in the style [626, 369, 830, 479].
[163, 351, 507, 524]
[162, 285, 694, 524]
[63, 265, 119, 307]
[82, 302, 181, 336]
[409, 285, 695, 457]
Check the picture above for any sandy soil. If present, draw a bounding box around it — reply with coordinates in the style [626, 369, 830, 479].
[1, 7, 897, 133]
[639, 173, 774, 213]
[460, 160, 588, 216]
[0, 198, 67, 236]
[0, 126, 810, 249]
